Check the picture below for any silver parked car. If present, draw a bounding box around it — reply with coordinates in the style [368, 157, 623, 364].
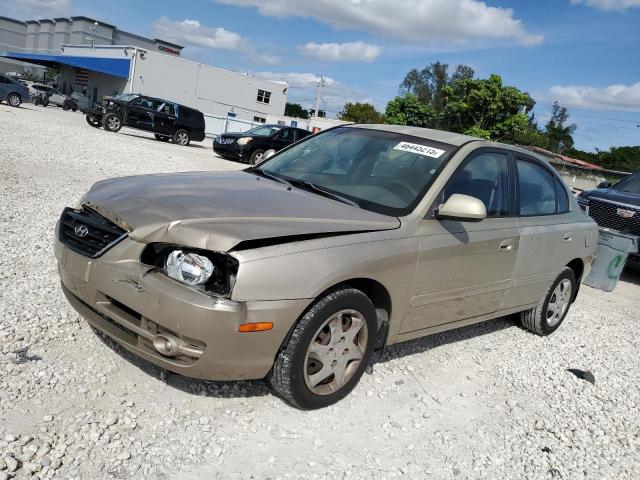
[55, 125, 597, 409]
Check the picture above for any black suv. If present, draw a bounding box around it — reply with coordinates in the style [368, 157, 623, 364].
[213, 124, 312, 164]
[578, 170, 640, 261]
[86, 93, 206, 146]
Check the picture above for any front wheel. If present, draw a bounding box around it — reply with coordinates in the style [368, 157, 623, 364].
[173, 129, 190, 146]
[269, 288, 376, 409]
[102, 112, 122, 132]
[8, 93, 21, 107]
[521, 267, 576, 335]
[86, 114, 101, 128]
[249, 149, 265, 165]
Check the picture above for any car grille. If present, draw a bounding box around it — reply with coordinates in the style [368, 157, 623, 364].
[588, 198, 640, 236]
[216, 137, 235, 145]
[58, 207, 127, 258]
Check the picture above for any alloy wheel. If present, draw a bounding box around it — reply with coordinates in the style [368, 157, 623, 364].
[176, 132, 189, 145]
[546, 279, 572, 327]
[303, 309, 368, 395]
[108, 117, 121, 130]
[8, 95, 20, 107]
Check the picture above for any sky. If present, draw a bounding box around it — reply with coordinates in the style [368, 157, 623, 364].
[5, 0, 640, 151]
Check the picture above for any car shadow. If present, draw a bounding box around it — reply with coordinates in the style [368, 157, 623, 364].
[90, 326, 271, 399]
[118, 131, 210, 149]
[620, 266, 640, 286]
[381, 315, 517, 363]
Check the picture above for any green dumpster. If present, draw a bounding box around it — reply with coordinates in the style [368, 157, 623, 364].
[584, 228, 638, 292]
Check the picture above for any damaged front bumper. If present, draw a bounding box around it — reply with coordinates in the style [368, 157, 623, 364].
[54, 235, 310, 381]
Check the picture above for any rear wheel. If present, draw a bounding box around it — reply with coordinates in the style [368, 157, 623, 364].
[8, 93, 21, 107]
[269, 288, 376, 409]
[155, 134, 170, 142]
[249, 149, 265, 165]
[521, 267, 576, 335]
[173, 129, 190, 146]
[102, 113, 122, 132]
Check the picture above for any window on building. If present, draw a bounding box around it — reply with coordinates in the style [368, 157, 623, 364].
[257, 89, 271, 104]
[253, 116, 266, 124]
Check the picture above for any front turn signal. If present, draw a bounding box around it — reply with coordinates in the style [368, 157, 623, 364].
[238, 322, 273, 333]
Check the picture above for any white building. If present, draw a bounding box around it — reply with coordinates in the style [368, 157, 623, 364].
[2, 44, 290, 133]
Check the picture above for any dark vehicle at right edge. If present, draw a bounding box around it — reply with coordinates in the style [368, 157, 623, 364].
[214, 124, 312, 165]
[578, 170, 640, 263]
[86, 93, 206, 146]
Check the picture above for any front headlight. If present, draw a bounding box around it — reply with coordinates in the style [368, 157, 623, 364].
[237, 137, 253, 146]
[166, 250, 215, 285]
[141, 244, 239, 297]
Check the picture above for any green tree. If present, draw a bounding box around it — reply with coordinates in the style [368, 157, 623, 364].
[399, 61, 475, 126]
[440, 74, 535, 142]
[338, 102, 385, 123]
[284, 102, 310, 119]
[544, 101, 577, 153]
[384, 94, 436, 128]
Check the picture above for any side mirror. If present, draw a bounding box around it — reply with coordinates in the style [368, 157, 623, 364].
[436, 194, 487, 222]
[263, 149, 276, 161]
[597, 181, 611, 189]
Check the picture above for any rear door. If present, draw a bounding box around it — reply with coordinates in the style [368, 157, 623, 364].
[154, 102, 177, 136]
[272, 128, 295, 150]
[402, 149, 519, 333]
[0, 75, 9, 98]
[507, 156, 574, 308]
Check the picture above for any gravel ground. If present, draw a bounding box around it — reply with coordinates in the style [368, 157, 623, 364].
[1, 104, 639, 480]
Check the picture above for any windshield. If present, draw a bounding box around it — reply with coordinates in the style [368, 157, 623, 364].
[246, 125, 281, 136]
[113, 93, 140, 102]
[612, 172, 640, 194]
[257, 126, 455, 216]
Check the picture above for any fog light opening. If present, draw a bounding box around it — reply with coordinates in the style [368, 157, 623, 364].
[152, 334, 181, 356]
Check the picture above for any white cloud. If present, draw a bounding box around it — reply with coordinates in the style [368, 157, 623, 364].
[3, 0, 72, 19]
[299, 41, 382, 62]
[215, 0, 542, 47]
[153, 17, 248, 51]
[549, 82, 640, 112]
[570, 0, 640, 11]
[256, 72, 372, 115]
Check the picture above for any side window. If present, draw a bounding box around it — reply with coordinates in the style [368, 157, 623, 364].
[555, 178, 569, 213]
[517, 159, 557, 216]
[442, 152, 511, 217]
[158, 103, 175, 115]
[279, 128, 293, 141]
[0, 75, 7, 84]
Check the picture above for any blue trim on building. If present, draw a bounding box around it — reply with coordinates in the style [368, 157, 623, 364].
[0, 52, 130, 78]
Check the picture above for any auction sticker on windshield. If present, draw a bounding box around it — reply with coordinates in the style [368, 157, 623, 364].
[393, 142, 445, 158]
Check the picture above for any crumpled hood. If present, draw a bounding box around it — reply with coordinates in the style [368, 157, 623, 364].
[82, 171, 400, 252]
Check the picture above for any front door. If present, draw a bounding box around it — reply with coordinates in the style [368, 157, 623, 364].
[401, 150, 519, 333]
[273, 128, 295, 151]
[127, 96, 156, 130]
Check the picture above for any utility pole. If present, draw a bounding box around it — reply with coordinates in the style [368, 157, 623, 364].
[314, 75, 325, 118]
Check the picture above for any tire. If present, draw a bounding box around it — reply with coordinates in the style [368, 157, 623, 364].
[155, 134, 170, 142]
[249, 149, 265, 165]
[7, 93, 21, 107]
[63, 103, 70, 111]
[521, 267, 576, 336]
[172, 129, 190, 146]
[102, 113, 122, 132]
[86, 114, 101, 128]
[41, 96, 49, 107]
[72, 106, 77, 112]
[269, 287, 377, 410]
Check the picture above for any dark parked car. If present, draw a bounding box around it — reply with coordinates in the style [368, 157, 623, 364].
[0, 73, 30, 107]
[86, 93, 206, 146]
[214, 124, 312, 164]
[578, 171, 640, 262]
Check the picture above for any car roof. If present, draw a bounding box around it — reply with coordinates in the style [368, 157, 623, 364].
[347, 124, 479, 147]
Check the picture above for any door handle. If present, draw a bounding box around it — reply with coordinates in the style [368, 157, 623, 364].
[498, 239, 514, 251]
[563, 233, 573, 242]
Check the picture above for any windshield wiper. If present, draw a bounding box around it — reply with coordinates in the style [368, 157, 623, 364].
[250, 169, 291, 186]
[286, 178, 360, 207]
